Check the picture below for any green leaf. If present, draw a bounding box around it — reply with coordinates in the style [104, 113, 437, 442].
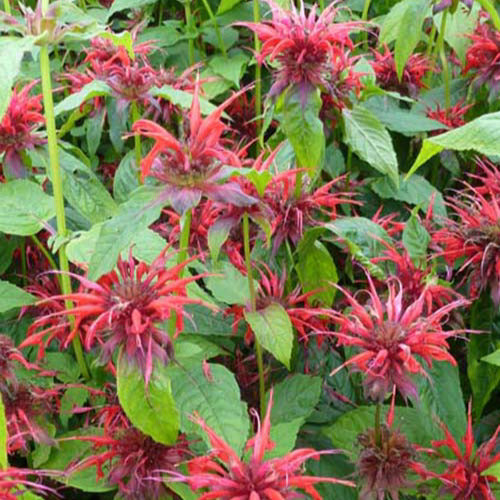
[60, 387, 89, 427]
[117, 350, 180, 445]
[217, 0, 242, 14]
[0, 280, 35, 313]
[207, 220, 232, 264]
[266, 418, 304, 459]
[244, 303, 293, 369]
[98, 30, 134, 58]
[268, 374, 322, 424]
[342, 105, 399, 188]
[481, 349, 500, 366]
[0, 180, 56, 236]
[393, 0, 428, 80]
[407, 111, 500, 179]
[182, 304, 236, 336]
[113, 151, 139, 203]
[0, 37, 35, 122]
[167, 363, 250, 456]
[107, 0, 156, 18]
[297, 239, 338, 307]
[151, 85, 219, 116]
[0, 393, 7, 469]
[402, 212, 430, 260]
[85, 107, 105, 157]
[54, 80, 111, 116]
[282, 85, 325, 176]
[205, 261, 250, 305]
[370, 174, 447, 220]
[482, 461, 500, 480]
[87, 186, 163, 281]
[416, 360, 467, 441]
[208, 52, 249, 87]
[380, 0, 417, 44]
[174, 335, 225, 368]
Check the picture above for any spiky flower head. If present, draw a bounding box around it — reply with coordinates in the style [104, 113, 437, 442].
[0, 82, 44, 178]
[426, 99, 472, 133]
[185, 389, 355, 499]
[237, 0, 362, 100]
[329, 274, 469, 402]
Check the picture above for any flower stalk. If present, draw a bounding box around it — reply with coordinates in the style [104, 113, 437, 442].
[242, 212, 266, 416]
[39, 16, 90, 380]
[436, 10, 450, 108]
[3, 0, 10, 15]
[253, 0, 262, 140]
[130, 101, 142, 183]
[200, 0, 227, 57]
[185, 1, 195, 66]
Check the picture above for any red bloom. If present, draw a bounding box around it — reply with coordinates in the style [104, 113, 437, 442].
[0, 82, 44, 177]
[21, 248, 211, 386]
[2, 383, 59, 453]
[0, 467, 57, 499]
[238, 0, 362, 99]
[133, 81, 256, 214]
[464, 24, 500, 99]
[415, 402, 500, 500]
[371, 45, 433, 97]
[185, 389, 355, 499]
[69, 426, 190, 500]
[426, 99, 472, 133]
[329, 274, 469, 402]
[432, 171, 500, 305]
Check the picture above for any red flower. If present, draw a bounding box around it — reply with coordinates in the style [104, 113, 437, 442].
[0, 82, 44, 178]
[69, 426, 190, 500]
[2, 383, 59, 453]
[329, 274, 469, 402]
[21, 248, 212, 386]
[133, 81, 256, 214]
[371, 45, 433, 97]
[464, 24, 500, 100]
[238, 0, 362, 99]
[0, 467, 57, 499]
[415, 402, 500, 500]
[185, 389, 355, 499]
[432, 171, 500, 305]
[426, 99, 472, 133]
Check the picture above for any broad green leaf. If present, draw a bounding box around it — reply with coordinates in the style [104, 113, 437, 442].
[266, 418, 304, 459]
[217, 0, 242, 14]
[342, 105, 398, 188]
[167, 363, 250, 456]
[0, 180, 56, 236]
[481, 349, 500, 366]
[0, 280, 35, 313]
[0, 37, 35, 122]
[380, 0, 417, 44]
[407, 111, 500, 179]
[182, 304, 237, 336]
[54, 80, 111, 116]
[415, 361, 467, 441]
[282, 85, 324, 176]
[207, 219, 232, 264]
[151, 85, 219, 116]
[205, 261, 250, 305]
[98, 30, 134, 58]
[113, 151, 139, 203]
[107, 0, 156, 18]
[297, 239, 338, 307]
[174, 335, 225, 367]
[87, 186, 163, 281]
[483, 462, 500, 480]
[0, 233, 18, 274]
[245, 303, 293, 369]
[468, 294, 500, 418]
[0, 394, 7, 469]
[402, 212, 430, 260]
[370, 174, 447, 220]
[138, 23, 189, 48]
[117, 350, 180, 445]
[85, 107, 105, 157]
[60, 387, 89, 427]
[41, 428, 115, 492]
[394, 0, 428, 80]
[268, 374, 322, 424]
[208, 52, 249, 87]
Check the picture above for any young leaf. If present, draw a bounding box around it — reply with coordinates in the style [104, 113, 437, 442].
[117, 350, 180, 446]
[244, 303, 294, 369]
[0, 280, 35, 313]
[402, 212, 430, 260]
[53, 80, 111, 116]
[342, 105, 399, 188]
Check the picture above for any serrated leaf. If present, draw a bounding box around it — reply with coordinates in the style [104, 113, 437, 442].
[113, 151, 139, 203]
[342, 105, 398, 188]
[207, 218, 233, 264]
[282, 86, 324, 176]
[117, 350, 180, 445]
[208, 53, 249, 87]
[205, 261, 250, 305]
[167, 363, 250, 456]
[402, 213, 430, 260]
[245, 304, 293, 369]
[0, 180, 56, 236]
[54, 80, 111, 116]
[0, 280, 35, 313]
[407, 111, 500, 179]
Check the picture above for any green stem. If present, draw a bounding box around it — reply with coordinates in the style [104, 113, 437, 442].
[130, 101, 142, 183]
[253, 0, 262, 142]
[3, 0, 10, 15]
[19, 238, 27, 286]
[185, 1, 195, 66]
[318, 0, 324, 11]
[157, 0, 164, 26]
[242, 212, 266, 416]
[294, 171, 303, 199]
[374, 403, 381, 447]
[424, 23, 437, 86]
[361, 0, 371, 48]
[436, 10, 450, 108]
[39, 42, 90, 381]
[30, 234, 58, 272]
[200, 0, 226, 57]
[477, 0, 500, 31]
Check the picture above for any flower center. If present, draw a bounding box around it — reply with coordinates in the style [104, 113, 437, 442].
[374, 321, 406, 349]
